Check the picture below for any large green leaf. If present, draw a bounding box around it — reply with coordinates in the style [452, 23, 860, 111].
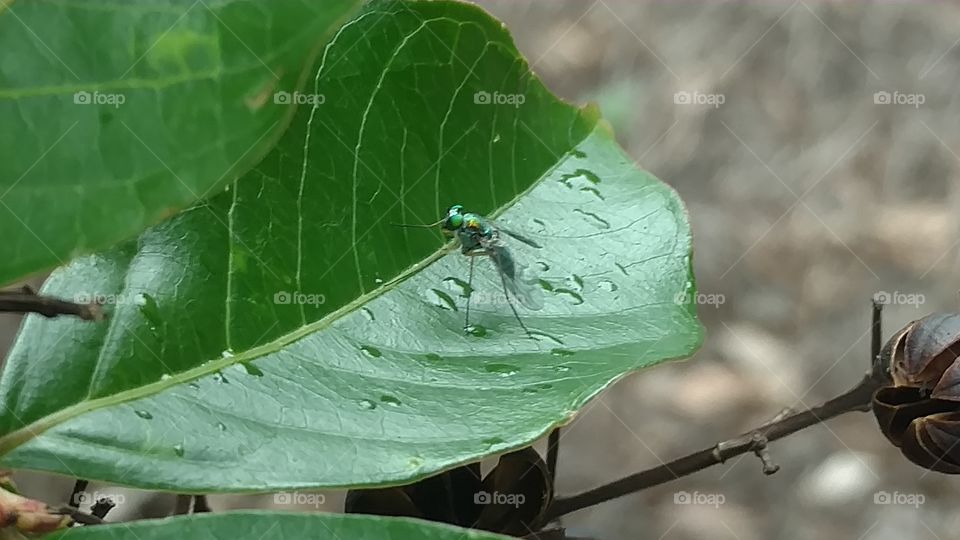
[0, 0, 702, 490]
[46, 512, 511, 540]
[0, 0, 360, 285]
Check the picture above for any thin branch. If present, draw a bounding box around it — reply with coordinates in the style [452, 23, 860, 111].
[547, 373, 881, 520]
[0, 289, 102, 321]
[55, 506, 105, 526]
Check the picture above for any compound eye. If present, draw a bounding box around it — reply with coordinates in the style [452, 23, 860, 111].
[446, 213, 464, 230]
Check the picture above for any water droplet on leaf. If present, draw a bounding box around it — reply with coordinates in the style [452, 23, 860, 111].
[241, 362, 264, 376]
[360, 345, 382, 358]
[484, 363, 519, 376]
[380, 395, 402, 406]
[134, 410, 153, 420]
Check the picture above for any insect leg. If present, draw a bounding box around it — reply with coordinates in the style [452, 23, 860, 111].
[464, 255, 475, 333]
[493, 258, 536, 340]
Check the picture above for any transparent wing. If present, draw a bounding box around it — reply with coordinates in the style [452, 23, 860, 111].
[483, 234, 543, 311]
[486, 218, 543, 249]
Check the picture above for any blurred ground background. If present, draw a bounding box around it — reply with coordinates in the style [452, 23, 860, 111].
[4, 1, 960, 539]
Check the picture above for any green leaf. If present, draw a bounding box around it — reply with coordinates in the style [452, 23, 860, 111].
[0, 0, 702, 490]
[0, 0, 361, 285]
[45, 512, 512, 540]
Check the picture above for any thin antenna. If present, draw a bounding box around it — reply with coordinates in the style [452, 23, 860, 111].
[391, 218, 444, 228]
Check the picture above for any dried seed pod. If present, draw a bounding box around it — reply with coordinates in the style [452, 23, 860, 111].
[872, 313, 960, 473]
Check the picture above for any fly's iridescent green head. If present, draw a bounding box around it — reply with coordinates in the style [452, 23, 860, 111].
[441, 204, 465, 236]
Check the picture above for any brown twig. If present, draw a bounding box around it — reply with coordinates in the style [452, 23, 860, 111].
[546, 301, 889, 521]
[547, 373, 880, 520]
[0, 289, 102, 321]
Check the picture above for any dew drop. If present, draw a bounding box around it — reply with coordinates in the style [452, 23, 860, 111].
[134, 410, 153, 420]
[465, 324, 488, 337]
[580, 186, 604, 200]
[380, 395, 402, 406]
[216, 422, 227, 432]
[241, 362, 264, 376]
[374, 277, 384, 285]
[551, 348, 575, 357]
[160, 374, 173, 381]
[598, 279, 618, 292]
[428, 288, 459, 311]
[554, 288, 584, 305]
[173, 444, 185, 457]
[493, 133, 501, 143]
[362, 308, 375, 321]
[188, 382, 200, 390]
[484, 363, 519, 377]
[221, 349, 235, 359]
[442, 276, 473, 298]
[425, 353, 442, 362]
[358, 399, 377, 410]
[555, 365, 571, 373]
[360, 345, 382, 358]
[535, 261, 550, 272]
[522, 387, 539, 394]
[571, 149, 587, 159]
[213, 371, 229, 384]
[568, 274, 584, 292]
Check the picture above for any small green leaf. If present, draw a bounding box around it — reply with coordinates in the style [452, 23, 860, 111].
[45, 512, 512, 540]
[0, 0, 361, 285]
[0, 0, 702, 491]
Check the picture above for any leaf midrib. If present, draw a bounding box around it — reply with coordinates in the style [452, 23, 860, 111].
[0, 118, 594, 455]
[0, 244, 450, 455]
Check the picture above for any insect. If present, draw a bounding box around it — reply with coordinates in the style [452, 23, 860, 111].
[398, 205, 543, 338]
